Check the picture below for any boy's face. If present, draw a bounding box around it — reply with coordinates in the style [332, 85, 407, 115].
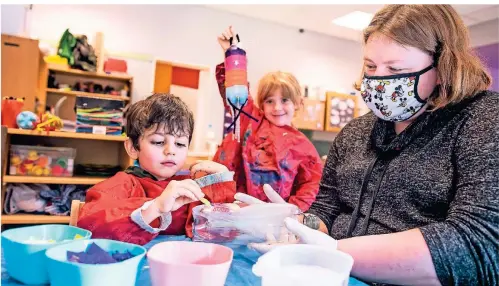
[126, 125, 189, 180]
[262, 89, 296, 127]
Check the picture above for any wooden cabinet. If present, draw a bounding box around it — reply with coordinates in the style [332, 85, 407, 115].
[1, 34, 40, 112]
[294, 92, 361, 133]
[293, 98, 326, 131]
[325, 92, 358, 132]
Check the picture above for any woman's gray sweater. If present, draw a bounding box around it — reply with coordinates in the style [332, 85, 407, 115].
[308, 91, 498, 285]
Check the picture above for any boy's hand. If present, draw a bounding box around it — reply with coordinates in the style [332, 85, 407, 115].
[154, 179, 205, 213]
[217, 25, 236, 52]
[190, 160, 229, 176]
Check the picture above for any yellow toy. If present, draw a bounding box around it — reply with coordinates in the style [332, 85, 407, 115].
[11, 155, 21, 167]
[34, 112, 63, 133]
[30, 166, 44, 176]
[27, 151, 39, 161]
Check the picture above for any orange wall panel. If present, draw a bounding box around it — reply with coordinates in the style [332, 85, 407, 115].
[171, 66, 200, 89]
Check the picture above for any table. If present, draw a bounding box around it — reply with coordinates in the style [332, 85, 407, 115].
[2, 235, 368, 286]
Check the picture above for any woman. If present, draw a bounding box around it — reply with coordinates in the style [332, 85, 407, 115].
[243, 4, 498, 286]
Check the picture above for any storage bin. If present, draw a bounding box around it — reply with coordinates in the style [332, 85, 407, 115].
[9, 145, 76, 177]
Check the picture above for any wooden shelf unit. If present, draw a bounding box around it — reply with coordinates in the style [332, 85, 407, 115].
[2, 214, 70, 225]
[2, 175, 108, 185]
[1, 129, 133, 226]
[7, 128, 127, 142]
[1, 60, 135, 226]
[47, 65, 133, 81]
[38, 61, 133, 123]
[46, 88, 130, 102]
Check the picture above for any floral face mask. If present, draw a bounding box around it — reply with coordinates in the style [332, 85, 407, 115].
[360, 64, 434, 122]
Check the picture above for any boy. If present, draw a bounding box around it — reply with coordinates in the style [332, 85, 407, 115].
[77, 93, 235, 245]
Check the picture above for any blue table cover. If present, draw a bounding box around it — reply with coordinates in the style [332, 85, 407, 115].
[2, 235, 368, 286]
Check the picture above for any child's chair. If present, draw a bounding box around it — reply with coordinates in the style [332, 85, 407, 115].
[69, 199, 85, 226]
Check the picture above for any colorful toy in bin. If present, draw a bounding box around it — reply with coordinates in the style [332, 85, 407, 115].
[9, 145, 76, 177]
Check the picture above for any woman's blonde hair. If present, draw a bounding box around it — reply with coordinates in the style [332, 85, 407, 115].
[257, 71, 303, 109]
[354, 4, 492, 109]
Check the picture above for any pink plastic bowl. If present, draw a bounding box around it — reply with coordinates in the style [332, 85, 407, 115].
[147, 241, 234, 286]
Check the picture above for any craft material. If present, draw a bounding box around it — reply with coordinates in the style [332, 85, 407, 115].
[25, 233, 84, 244]
[67, 242, 135, 264]
[199, 198, 212, 207]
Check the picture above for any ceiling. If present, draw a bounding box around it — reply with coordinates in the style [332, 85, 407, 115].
[205, 4, 499, 42]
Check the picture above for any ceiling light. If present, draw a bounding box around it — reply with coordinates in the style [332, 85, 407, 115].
[332, 11, 374, 31]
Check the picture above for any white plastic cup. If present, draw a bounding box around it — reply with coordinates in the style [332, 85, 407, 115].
[252, 244, 354, 286]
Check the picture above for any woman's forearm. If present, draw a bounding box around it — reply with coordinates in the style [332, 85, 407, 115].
[318, 220, 328, 233]
[338, 228, 441, 286]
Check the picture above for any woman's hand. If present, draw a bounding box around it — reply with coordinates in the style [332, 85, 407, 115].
[236, 184, 337, 254]
[248, 217, 338, 254]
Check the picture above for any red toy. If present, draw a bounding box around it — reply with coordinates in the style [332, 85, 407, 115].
[1, 97, 24, 128]
[104, 58, 127, 73]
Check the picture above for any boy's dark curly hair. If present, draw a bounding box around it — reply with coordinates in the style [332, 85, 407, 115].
[124, 93, 195, 150]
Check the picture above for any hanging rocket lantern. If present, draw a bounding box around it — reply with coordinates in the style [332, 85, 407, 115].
[224, 34, 253, 142]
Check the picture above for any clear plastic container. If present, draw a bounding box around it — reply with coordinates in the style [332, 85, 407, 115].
[253, 244, 354, 286]
[9, 145, 76, 177]
[192, 203, 301, 245]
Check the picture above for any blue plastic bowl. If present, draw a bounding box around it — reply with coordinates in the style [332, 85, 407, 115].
[1, 224, 92, 285]
[45, 239, 147, 286]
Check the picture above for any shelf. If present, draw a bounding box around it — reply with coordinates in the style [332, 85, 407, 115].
[48, 65, 133, 81]
[2, 214, 70, 225]
[46, 88, 130, 101]
[7, 128, 127, 142]
[2, 175, 108, 185]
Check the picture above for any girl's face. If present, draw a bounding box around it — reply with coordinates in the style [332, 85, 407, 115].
[262, 89, 296, 127]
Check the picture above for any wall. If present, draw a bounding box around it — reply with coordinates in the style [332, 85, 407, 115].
[1, 5, 27, 36]
[475, 43, 499, 92]
[1, 4, 363, 153]
[469, 19, 499, 92]
[491, 68, 499, 92]
[468, 18, 499, 47]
